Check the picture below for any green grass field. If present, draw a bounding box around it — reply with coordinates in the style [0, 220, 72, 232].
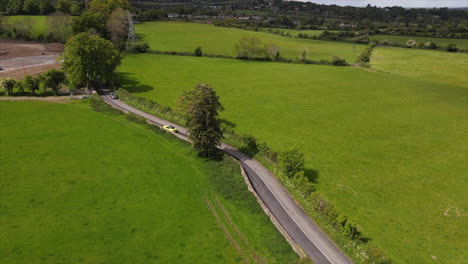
[118, 53, 468, 264]
[2, 16, 49, 37]
[371, 46, 468, 87]
[0, 101, 297, 264]
[369, 35, 468, 49]
[136, 22, 365, 62]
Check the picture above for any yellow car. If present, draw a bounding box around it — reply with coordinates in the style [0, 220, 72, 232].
[163, 125, 178, 133]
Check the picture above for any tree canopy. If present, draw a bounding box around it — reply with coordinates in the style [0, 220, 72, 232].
[178, 84, 224, 157]
[61, 32, 121, 88]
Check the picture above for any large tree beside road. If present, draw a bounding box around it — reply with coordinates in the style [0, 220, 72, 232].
[61, 32, 121, 89]
[178, 84, 224, 157]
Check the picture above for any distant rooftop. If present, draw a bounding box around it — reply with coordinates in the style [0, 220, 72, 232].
[301, 0, 468, 8]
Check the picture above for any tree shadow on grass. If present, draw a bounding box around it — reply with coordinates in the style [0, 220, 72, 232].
[117, 72, 154, 93]
[219, 118, 237, 128]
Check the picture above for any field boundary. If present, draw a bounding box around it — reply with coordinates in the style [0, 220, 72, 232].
[141, 50, 351, 67]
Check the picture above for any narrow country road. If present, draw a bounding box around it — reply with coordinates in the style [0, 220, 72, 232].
[100, 92, 353, 264]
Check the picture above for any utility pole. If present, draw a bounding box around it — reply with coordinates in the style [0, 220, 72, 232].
[126, 13, 136, 50]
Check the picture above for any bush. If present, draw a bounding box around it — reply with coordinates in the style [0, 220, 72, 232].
[291, 171, 314, 195]
[234, 36, 279, 60]
[132, 43, 150, 53]
[1, 79, 16, 95]
[364, 244, 392, 264]
[356, 42, 375, 63]
[424, 42, 437, 49]
[331, 56, 347, 66]
[447, 44, 458, 52]
[279, 148, 304, 178]
[194, 46, 203, 56]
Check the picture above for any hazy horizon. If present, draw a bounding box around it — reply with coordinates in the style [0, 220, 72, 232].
[302, 1, 468, 8]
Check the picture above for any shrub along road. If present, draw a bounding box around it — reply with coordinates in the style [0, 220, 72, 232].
[99, 92, 352, 264]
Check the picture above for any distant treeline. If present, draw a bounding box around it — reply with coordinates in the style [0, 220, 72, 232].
[129, 0, 468, 38]
[0, 0, 85, 16]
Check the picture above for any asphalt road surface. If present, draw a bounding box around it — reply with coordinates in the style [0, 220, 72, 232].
[100, 92, 353, 264]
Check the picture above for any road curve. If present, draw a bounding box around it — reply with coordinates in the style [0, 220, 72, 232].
[100, 93, 353, 264]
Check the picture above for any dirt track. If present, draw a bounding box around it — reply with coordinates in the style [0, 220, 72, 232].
[0, 40, 64, 79]
[0, 40, 63, 59]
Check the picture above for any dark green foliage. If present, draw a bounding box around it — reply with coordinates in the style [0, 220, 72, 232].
[23, 75, 41, 95]
[447, 44, 458, 52]
[6, 0, 23, 15]
[55, 0, 71, 14]
[41, 69, 66, 95]
[136, 8, 167, 21]
[291, 171, 314, 195]
[22, 0, 38, 14]
[70, 1, 84, 16]
[4, 0, 52, 15]
[356, 42, 375, 63]
[62, 32, 121, 88]
[1, 79, 16, 95]
[331, 56, 347, 66]
[194, 46, 202, 57]
[132, 43, 150, 53]
[424, 42, 438, 49]
[178, 84, 224, 157]
[279, 148, 304, 178]
[14, 79, 25, 93]
[71, 12, 108, 36]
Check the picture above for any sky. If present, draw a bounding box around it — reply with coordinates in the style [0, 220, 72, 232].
[302, 1, 468, 8]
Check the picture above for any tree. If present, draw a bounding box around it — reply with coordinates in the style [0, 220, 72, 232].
[42, 69, 66, 95]
[279, 148, 304, 178]
[70, 1, 84, 16]
[235, 36, 267, 59]
[194, 46, 203, 56]
[331, 56, 347, 66]
[88, 0, 131, 15]
[56, 0, 71, 14]
[23, 75, 40, 95]
[106, 7, 128, 45]
[38, 0, 53, 14]
[178, 84, 224, 157]
[22, 0, 39, 14]
[424, 42, 437, 49]
[71, 12, 108, 36]
[48, 12, 72, 42]
[447, 44, 458, 52]
[2, 79, 17, 95]
[15, 79, 25, 93]
[62, 32, 121, 89]
[6, 0, 24, 15]
[266, 43, 280, 59]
